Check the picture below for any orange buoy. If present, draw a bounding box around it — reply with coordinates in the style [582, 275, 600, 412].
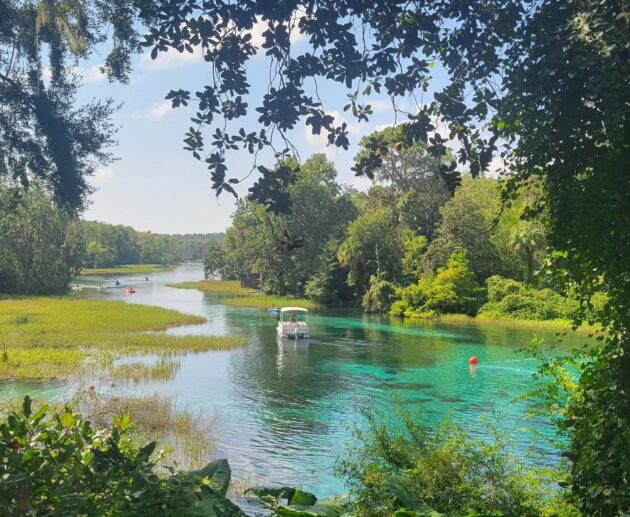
[469, 356, 479, 365]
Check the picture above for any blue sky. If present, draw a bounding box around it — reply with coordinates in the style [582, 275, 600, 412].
[78, 25, 438, 234]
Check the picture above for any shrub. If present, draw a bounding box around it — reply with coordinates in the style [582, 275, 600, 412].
[0, 397, 244, 516]
[391, 252, 485, 318]
[480, 276, 579, 321]
[336, 402, 576, 517]
[362, 275, 399, 313]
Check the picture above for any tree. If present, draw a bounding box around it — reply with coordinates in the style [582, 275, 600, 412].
[509, 221, 546, 283]
[85, 240, 115, 268]
[203, 241, 224, 279]
[0, 183, 75, 294]
[144, 1, 516, 204]
[0, 1, 156, 211]
[338, 204, 403, 299]
[223, 154, 355, 296]
[401, 234, 428, 282]
[356, 127, 452, 240]
[423, 178, 502, 281]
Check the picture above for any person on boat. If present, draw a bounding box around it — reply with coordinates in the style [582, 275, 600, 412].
[114, 279, 120, 286]
[290, 313, 297, 323]
[145, 277, 149, 281]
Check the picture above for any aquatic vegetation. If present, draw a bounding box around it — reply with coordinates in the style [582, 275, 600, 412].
[170, 280, 318, 310]
[76, 392, 220, 470]
[0, 297, 247, 380]
[109, 358, 181, 384]
[222, 295, 317, 311]
[169, 280, 251, 294]
[80, 264, 174, 275]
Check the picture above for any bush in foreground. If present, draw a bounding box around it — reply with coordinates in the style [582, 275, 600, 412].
[0, 397, 242, 516]
[336, 402, 579, 517]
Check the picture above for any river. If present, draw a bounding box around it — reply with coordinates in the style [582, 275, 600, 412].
[13, 263, 588, 496]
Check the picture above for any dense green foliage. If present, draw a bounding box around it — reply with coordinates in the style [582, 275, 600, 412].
[336, 403, 575, 517]
[0, 184, 81, 294]
[479, 276, 579, 321]
[220, 155, 356, 297]
[219, 148, 551, 320]
[0, 397, 245, 516]
[391, 252, 485, 318]
[0, 396, 581, 516]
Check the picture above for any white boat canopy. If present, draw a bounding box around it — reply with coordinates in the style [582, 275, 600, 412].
[279, 307, 309, 314]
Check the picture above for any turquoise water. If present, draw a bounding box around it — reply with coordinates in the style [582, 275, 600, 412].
[4, 264, 587, 496]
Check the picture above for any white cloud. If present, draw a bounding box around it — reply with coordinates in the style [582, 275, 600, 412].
[81, 64, 107, 83]
[145, 100, 173, 121]
[368, 99, 394, 114]
[91, 166, 116, 184]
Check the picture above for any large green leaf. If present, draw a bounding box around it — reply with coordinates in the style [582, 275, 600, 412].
[191, 488, 248, 517]
[192, 459, 232, 497]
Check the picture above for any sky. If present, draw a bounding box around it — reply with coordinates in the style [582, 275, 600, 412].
[77, 22, 443, 234]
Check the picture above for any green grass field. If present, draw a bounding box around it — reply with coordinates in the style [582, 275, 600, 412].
[169, 280, 318, 310]
[0, 297, 247, 379]
[80, 264, 174, 275]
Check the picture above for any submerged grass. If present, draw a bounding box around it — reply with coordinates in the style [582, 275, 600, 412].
[0, 297, 248, 380]
[170, 280, 318, 311]
[80, 264, 174, 276]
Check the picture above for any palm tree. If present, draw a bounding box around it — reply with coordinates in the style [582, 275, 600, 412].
[510, 221, 546, 283]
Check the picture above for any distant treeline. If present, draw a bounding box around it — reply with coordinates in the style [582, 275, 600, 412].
[80, 220, 224, 268]
[0, 183, 223, 295]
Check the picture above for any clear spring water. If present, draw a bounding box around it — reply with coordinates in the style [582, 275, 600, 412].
[2, 263, 588, 497]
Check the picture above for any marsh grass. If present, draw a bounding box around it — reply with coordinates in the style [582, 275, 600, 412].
[110, 357, 181, 384]
[80, 264, 174, 275]
[0, 297, 247, 380]
[168, 280, 250, 294]
[170, 280, 318, 311]
[222, 295, 317, 311]
[79, 392, 220, 469]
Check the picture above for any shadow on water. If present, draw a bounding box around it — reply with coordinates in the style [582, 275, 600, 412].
[11, 263, 588, 496]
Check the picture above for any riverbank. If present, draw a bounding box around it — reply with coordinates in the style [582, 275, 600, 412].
[80, 264, 174, 275]
[170, 280, 318, 311]
[402, 312, 597, 335]
[0, 297, 248, 379]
